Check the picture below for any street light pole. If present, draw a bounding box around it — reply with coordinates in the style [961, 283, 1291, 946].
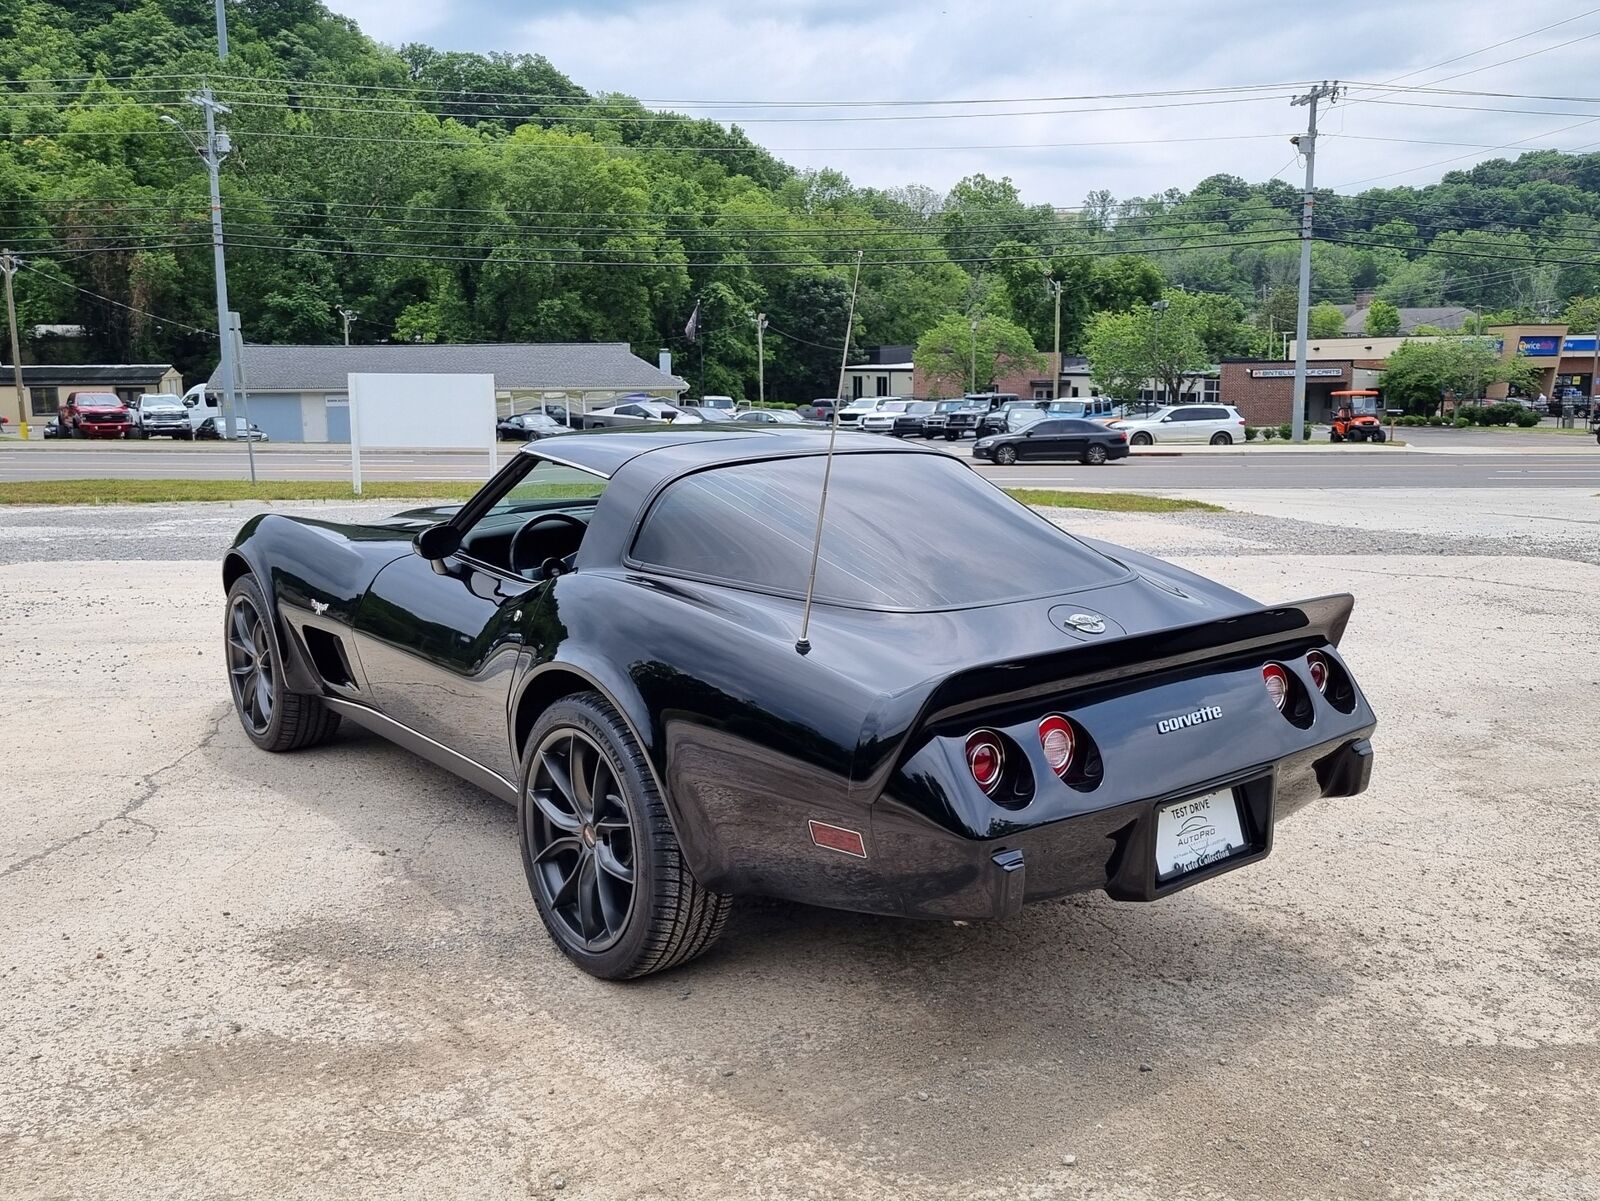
[1289, 81, 1339, 443]
[754, 312, 768, 406]
[969, 316, 980, 393]
[1046, 278, 1063, 399]
[1, 250, 27, 438]
[338, 306, 356, 346]
[1151, 298, 1168, 407]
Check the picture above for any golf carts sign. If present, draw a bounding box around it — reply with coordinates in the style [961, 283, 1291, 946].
[1249, 367, 1344, 378]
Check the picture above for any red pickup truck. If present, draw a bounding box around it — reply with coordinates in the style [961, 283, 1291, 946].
[61, 391, 133, 438]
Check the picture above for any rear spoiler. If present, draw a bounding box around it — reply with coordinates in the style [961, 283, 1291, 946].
[919, 593, 1354, 728]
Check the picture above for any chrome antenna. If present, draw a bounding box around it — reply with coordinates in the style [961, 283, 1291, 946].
[795, 249, 864, 656]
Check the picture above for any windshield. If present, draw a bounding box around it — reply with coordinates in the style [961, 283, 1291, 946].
[878, 402, 910, 413]
[488, 457, 608, 514]
[629, 454, 1125, 610]
[935, 401, 965, 412]
[908, 402, 935, 413]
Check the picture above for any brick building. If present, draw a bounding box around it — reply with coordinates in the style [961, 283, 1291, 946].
[1219, 360, 1384, 425]
[912, 351, 1061, 401]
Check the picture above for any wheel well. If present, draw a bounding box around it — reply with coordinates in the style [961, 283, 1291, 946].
[222, 552, 251, 592]
[512, 668, 595, 763]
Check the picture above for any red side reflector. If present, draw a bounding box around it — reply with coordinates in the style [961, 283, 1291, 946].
[808, 819, 867, 858]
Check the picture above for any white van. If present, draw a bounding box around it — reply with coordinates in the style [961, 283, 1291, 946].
[181, 383, 222, 434]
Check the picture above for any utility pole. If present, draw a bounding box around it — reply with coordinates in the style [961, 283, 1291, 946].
[183, 87, 238, 439]
[338, 306, 357, 346]
[228, 311, 256, 483]
[214, 0, 229, 59]
[1, 250, 27, 438]
[1046, 278, 1063, 399]
[1289, 81, 1339, 443]
[754, 312, 768, 406]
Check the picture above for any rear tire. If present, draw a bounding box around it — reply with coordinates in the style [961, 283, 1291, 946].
[1209, 432, 1232, 445]
[1084, 444, 1108, 465]
[519, 692, 732, 979]
[224, 574, 341, 752]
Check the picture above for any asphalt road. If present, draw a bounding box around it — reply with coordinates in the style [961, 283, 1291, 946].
[1, 428, 1598, 488]
[3, 500, 1595, 1201]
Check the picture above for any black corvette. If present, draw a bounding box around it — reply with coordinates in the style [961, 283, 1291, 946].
[223, 427, 1376, 978]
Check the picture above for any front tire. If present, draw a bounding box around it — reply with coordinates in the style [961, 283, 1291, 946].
[224, 574, 341, 752]
[994, 444, 1018, 465]
[1130, 431, 1152, 446]
[519, 692, 731, 979]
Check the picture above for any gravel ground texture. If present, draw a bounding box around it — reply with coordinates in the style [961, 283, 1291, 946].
[1, 494, 1597, 1201]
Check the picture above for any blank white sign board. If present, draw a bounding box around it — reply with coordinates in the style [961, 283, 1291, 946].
[347, 372, 497, 494]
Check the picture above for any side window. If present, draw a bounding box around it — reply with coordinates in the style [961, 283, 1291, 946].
[1031, 420, 1068, 436]
[1170, 408, 1201, 422]
[615, 404, 643, 417]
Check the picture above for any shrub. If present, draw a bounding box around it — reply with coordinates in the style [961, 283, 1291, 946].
[1261, 426, 1277, 440]
[1244, 425, 1258, 441]
[1302, 425, 1313, 440]
[1453, 417, 1471, 428]
[1514, 409, 1542, 427]
[1427, 414, 1445, 426]
[1456, 404, 1484, 426]
[1276, 422, 1292, 440]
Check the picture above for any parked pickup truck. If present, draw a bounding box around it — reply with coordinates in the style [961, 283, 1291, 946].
[129, 393, 193, 439]
[61, 391, 134, 438]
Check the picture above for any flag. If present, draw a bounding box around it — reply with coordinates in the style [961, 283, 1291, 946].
[684, 300, 700, 344]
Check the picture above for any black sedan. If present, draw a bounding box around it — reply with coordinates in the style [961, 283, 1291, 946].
[498, 412, 569, 441]
[222, 428, 1376, 979]
[973, 418, 1129, 465]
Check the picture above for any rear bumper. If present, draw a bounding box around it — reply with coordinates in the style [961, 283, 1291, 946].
[869, 734, 1374, 920]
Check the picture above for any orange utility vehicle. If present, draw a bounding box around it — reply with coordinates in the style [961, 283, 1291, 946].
[1329, 390, 1388, 443]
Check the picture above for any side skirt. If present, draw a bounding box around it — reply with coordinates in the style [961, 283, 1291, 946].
[321, 697, 519, 805]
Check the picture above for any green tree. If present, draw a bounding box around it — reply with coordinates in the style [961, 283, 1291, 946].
[1364, 299, 1402, 336]
[914, 312, 1043, 397]
[1308, 303, 1348, 339]
[1083, 290, 1208, 402]
[1561, 295, 1600, 335]
[1379, 338, 1533, 414]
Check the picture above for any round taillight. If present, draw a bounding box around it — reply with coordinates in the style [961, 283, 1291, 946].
[965, 730, 1005, 795]
[1305, 651, 1329, 694]
[1038, 715, 1076, 777]
[1262, 663, 1289, 712]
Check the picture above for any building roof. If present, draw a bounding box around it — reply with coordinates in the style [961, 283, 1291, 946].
[857, 345, 915, 366]
[1334, 304, 1473, 334]
[207, 342, 687, 393]
[1, 363, 174, 385]
[845, 361, 913, 371]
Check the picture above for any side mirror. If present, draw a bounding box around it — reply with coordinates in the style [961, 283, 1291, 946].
[415, 523, 462, 561]
[1160, 415, 1173, 423]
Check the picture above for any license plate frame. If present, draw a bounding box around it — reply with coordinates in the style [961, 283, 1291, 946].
[1153, 787, 1251, 883]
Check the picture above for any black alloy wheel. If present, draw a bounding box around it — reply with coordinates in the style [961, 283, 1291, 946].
[994, 444, 1018, 465]
[1130, 431, 1152, 446]
[525, 726, 637, 954]
[1209, 431, 1232, 445]
[519, 692, 731, 978]
[227, 592, 276, 737]
[224, 574, 341, 752]
[1084, 444, 1109, 465]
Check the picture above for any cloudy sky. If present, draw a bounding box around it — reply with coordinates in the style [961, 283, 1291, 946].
[325, 0, 1600, 205]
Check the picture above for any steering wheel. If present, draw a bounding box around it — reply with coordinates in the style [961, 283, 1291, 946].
[509, 512, 588, 578]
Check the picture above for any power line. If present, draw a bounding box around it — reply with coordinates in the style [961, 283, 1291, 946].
[12, 256, 217, 336]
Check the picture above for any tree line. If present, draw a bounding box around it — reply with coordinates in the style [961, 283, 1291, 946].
[6, 0, 1600, 400]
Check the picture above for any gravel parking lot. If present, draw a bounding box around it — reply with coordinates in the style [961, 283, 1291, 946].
[1, 495, 1596, 1200]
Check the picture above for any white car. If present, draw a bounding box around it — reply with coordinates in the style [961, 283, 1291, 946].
[585, 401, 704, 428]
[837, 396, 899, 427]
[1110, 403, 1247, 445]
[128, 393, 193, 439]
[859, 399, 914, 433]
[684, 395, 737, 419]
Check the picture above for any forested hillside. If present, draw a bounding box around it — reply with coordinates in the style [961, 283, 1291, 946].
[6, 0, 1600, 396]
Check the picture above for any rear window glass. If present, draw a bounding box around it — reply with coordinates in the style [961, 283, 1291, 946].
[629, 454, 1125, 609]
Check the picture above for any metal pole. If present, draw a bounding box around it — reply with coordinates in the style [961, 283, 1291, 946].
[1290, 81, 1339, 443]
[214, 0, 228, 59]
[1151, 299, 1167, 406]
[969, 317, 979, 393]
[229, 311, 256, 484]
[1, 250, 28, 437]
[191, 86, 237, 441]
[1048, 279, 1063, 399]
[338, 306, 356, 346]
[755, 312, 767, 407]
